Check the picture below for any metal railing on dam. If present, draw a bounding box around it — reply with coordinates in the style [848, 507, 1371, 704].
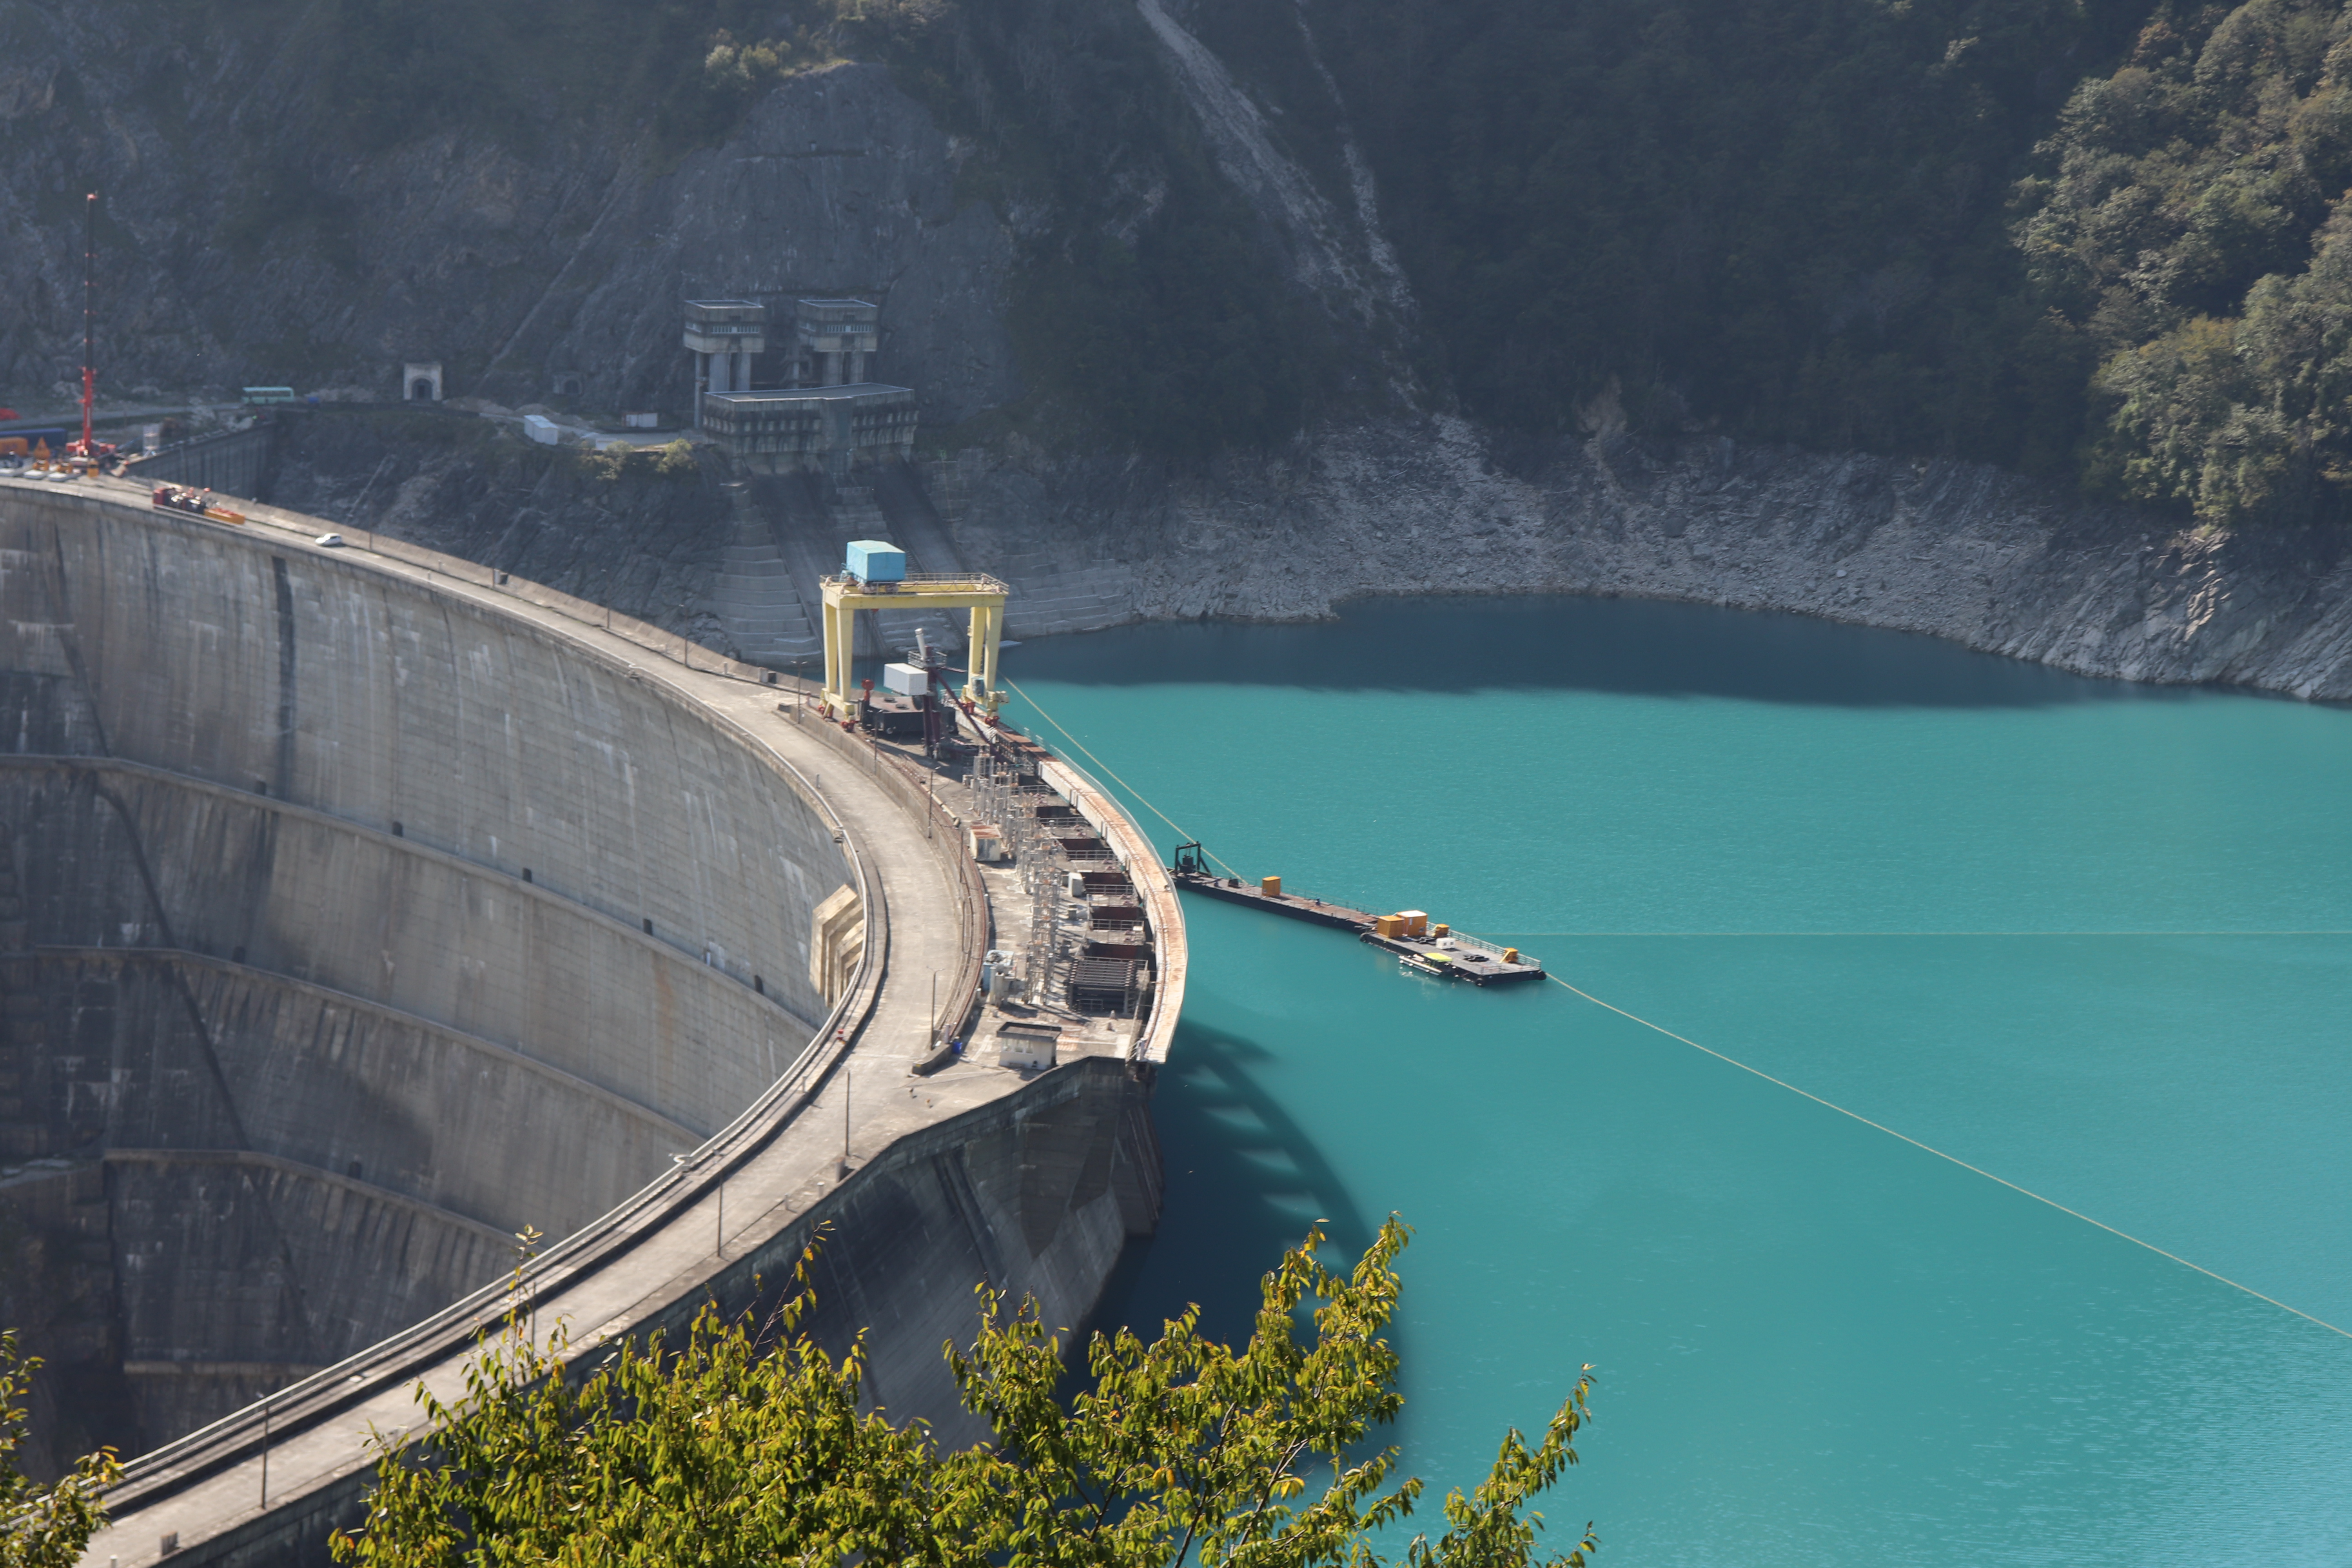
[0, 475, 1182, 1568]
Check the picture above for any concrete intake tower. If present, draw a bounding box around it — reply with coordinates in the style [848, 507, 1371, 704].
[0, 474, 1182, 1568]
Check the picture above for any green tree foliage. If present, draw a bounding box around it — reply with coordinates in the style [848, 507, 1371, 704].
[0, 1330, 119, 1568]
[330, 1220, 1597, 1568]
[576, 438, 701, 483]
[2022, 0, 2352, 523]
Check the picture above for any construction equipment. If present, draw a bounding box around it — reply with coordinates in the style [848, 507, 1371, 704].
[819, 540, 1010, 723]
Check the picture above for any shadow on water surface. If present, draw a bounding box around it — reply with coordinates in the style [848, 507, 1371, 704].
[1077, 1021, 1371, 1352]
[1007, 595, 2207, 709]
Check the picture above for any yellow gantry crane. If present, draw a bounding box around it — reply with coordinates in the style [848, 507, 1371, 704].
[819, 540, 1010, 722]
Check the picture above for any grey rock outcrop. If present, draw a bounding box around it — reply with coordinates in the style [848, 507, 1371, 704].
[489, 63, 1020, 423]
[921, 418, 2352, 701]
[265, 395, 2352, 703]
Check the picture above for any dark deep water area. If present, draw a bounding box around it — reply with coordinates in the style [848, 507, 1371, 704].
[1009, 595, 2352, 1566]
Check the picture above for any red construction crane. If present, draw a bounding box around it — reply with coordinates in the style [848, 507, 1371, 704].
[70, 193, 113, 465]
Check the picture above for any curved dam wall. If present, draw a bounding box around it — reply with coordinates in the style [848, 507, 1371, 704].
[126, 1053, 1167, 1568]
[0, 485, 847, 1470]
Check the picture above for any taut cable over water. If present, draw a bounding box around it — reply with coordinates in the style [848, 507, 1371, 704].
[1482, 929, 2352, 938]
[1530, 966, 2352, 1343]
[1004, 676, 1243, 879]
[1000, 675, 2352, 1343]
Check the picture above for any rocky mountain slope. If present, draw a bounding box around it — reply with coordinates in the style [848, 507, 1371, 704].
[2, 30, 1018, 427]
[11, 0, 2352, 701]
[935, 421, 2352, 700]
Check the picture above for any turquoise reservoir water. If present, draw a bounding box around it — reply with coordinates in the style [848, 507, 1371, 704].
[997, 596, 2352, 1566]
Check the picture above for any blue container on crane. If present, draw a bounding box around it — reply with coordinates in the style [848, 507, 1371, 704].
[844, 539, 906, 583]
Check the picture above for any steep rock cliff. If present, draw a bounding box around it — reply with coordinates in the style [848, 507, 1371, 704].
[2, 19, 1015, 426]
[923, 419, 2352, 699]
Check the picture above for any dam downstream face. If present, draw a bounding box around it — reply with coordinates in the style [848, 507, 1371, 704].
[0, 489, 844, 1470]
[1005, 596, 2352, 1568]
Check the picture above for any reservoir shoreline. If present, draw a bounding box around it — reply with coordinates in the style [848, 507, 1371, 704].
[265, 411, 2352, 708]
[912, 416, 2352, 703]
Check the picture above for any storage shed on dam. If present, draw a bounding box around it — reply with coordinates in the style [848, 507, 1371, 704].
[0, 474, 1183, 1568]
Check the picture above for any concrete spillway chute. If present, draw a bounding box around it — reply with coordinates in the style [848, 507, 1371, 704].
[820, 540, 1009, 722]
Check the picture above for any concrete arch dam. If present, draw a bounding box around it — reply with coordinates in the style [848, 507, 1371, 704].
[0, 476, 1181, 1568]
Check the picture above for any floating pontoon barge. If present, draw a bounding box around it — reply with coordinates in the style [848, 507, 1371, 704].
[1168, 844, 1544, 987]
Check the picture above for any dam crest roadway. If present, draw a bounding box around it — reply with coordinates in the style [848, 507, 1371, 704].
[0, 472, 1183, 1568]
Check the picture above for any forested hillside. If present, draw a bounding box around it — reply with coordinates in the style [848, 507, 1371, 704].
[1318, 0, 2144, 471]
[2025, 0, 2352, 525]
[9, 0, 2352, 524]
[1312, 0, 2352, 527]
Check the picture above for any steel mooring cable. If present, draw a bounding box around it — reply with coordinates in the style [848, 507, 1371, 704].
[1481, 928, 2352, 938]
[1000, 676, 1245, 880]
[997, 678, 2351, 1341]
[1539, 969, 2352, 1342]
